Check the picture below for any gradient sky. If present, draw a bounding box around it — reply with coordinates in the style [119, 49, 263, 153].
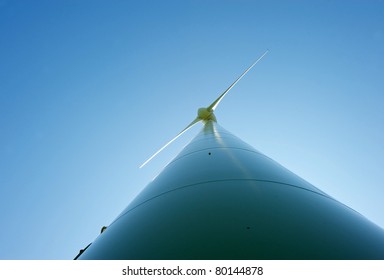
[1, 0, 383, 260]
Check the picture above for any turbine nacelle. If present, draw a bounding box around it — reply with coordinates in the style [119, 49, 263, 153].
[139, 50, 269, 168]
[197, 107, 217, 123]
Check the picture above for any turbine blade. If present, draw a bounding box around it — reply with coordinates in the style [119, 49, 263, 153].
[207, 50, 269, 111]
[139, 117, 201, 168]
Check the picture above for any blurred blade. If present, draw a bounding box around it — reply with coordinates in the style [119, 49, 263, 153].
[139, 117, 201, 168]
[207, 50, 269, 111]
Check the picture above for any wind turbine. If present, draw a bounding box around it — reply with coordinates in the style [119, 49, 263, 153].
[76, 51, 384, 260]
[139, 50, 269, 168]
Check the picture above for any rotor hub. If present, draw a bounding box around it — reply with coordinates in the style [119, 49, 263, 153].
[198, 107, 217, 122]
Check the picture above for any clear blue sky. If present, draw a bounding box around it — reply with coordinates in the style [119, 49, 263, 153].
[1, 0, 383, 259]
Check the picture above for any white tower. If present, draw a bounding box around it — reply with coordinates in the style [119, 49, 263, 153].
[76, 121, 384, 259]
